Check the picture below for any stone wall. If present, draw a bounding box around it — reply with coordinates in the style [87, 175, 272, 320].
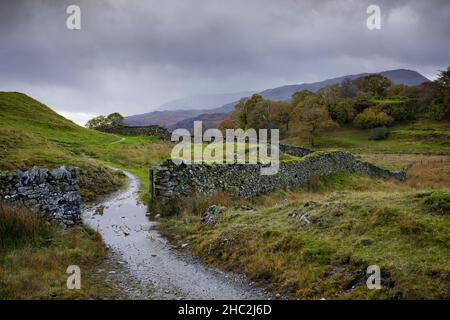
[103, 125, 171, 140]
[0, 166, 81, 228]
[279, 144, 313, 158]
[154, 150, 406, 200]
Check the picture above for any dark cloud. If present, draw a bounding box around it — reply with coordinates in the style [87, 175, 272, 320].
[0, 0, 449, 123]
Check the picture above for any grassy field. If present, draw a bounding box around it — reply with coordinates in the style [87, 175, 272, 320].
[282, 120, 450, 155]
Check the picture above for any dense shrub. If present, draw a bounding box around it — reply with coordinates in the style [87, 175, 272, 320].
[353, 108, 394, 129]
[385, 84, 409, 98]
[375, 99, 418, 121]
[329, 99, 356, 124]
[426, 103, 449, 121]
[353, 97, 373, 113]
[423, 190, 450, 214]
[369, 126, 390, 140]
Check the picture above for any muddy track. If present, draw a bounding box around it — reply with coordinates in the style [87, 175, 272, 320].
[83, 171, 269, 300]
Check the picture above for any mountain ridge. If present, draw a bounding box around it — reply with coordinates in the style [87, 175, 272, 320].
[125, 69, 429, 129]
[157, 91, 256, 111]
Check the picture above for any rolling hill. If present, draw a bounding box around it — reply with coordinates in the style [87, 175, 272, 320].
[0, 91, 118, 147]
[0, 92, 127, 201]
[0, 91, 173, 202]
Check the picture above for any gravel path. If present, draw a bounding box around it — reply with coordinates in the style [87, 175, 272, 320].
[83, 171, 269, 300]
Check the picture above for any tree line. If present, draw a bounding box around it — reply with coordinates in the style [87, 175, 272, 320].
[85, 112, 124, 131]
[219, 67, 450, 146]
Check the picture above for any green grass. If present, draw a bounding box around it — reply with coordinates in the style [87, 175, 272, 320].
[282, 120, 450, 155]
[0, 92, 173, 202]
[0, 203, 121, 299]
[372, 99, 406, 104]
[158, 185, 450, 299]
[423, 190, 450, 215]
[0, 92, 118, 147]
[83, 135, 173, 201]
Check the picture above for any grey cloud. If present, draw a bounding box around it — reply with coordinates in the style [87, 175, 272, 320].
[0, 0, 449, 119]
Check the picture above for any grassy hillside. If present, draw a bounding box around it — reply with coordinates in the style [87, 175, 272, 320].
[282, 120, 450, 155]
[0, 92, 172, 202]
[0, 92, 117, 146]
[159, 171, 450, 299]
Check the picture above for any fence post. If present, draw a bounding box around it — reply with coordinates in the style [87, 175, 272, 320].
[148, 168, 154, 201]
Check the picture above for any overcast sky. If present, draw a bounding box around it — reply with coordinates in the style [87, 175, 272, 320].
[0, 0, 449, 124]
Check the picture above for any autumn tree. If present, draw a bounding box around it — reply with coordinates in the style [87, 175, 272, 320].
[107, 112, 124, 128]
[85, 112, 124, 131]
[218, 117, 239, 133]
[329, 98, 356, 125]
[353, 108, 394, 129]
[247, 99, 273, 130]
[291, 90, 314, 108]
[232, 94, 264, 129]
[339, 78, 358, 98]
[436, 67, 450, 88]
[318, 84, 340, 113]
[271, 101, 294, 132]
[296, 94, 336, 147]
[425, 67, 450, 120]
[85, 115, 109, 130]
[355, 74, 392, 97]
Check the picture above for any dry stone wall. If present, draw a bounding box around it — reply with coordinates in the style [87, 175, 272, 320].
[0, 166, 81, 228]
[103, 125, 171, 140]
[154, 150, 406, 201]
[279, 144, 313, 157]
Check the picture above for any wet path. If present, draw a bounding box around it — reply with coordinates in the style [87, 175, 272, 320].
[83, 171, 268, 300]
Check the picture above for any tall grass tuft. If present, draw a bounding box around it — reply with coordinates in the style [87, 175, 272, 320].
[0, 202, 53, 249]
[151, 191, 237, 217]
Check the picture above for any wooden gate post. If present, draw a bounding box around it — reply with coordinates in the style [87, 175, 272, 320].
[148, 168, 154, 201]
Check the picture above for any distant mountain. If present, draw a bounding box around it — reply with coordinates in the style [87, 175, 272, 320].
[157, 91, 255, 111]
[125, 69, 429, 130]
[125, 109, 207, 127]
[220, 69, 428, 107]
[168, 113, 230, 131]
[125, 92, 254, 127]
